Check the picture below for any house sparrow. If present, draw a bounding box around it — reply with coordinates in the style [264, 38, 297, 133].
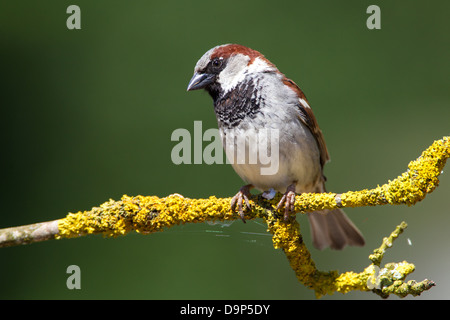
[187, 44, 364, 250]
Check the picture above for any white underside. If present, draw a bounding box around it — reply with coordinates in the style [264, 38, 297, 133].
[220, 102, 322, 194]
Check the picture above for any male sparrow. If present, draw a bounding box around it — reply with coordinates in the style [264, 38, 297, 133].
[187, 44, 364, 250]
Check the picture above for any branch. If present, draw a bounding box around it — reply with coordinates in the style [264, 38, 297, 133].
[0, 136, 448, 298]
[0, 220, 59, 248]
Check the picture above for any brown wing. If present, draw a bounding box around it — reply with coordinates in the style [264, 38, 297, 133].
[282, 78, 330, 168]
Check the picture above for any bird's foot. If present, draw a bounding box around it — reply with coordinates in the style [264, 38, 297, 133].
[276, 183, 297, 221]
[230, 184, 253, 223]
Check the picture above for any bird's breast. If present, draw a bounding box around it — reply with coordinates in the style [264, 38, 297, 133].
[219, 109, 322, 193]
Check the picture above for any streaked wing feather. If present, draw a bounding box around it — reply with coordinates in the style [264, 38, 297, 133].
[283, 78, 330, 167]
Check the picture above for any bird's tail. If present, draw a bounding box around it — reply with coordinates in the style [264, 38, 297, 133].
[307, 208, 365, 250]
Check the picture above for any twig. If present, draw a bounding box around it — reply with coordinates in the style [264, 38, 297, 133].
[0, 220, 59, 248]
[0, 136, 448, 298]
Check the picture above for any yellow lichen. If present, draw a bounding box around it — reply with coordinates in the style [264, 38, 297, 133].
[54, 136, 448, 298]
[334, 270, 371, 294]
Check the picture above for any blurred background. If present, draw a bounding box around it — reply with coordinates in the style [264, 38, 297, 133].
[0, 0, 448, 299]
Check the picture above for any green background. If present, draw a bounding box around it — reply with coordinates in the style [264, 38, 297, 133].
[1, 0, 449, 300]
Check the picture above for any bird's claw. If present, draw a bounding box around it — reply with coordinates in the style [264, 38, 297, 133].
[230, 184, 253, 223]
[276, 184, 297, 221]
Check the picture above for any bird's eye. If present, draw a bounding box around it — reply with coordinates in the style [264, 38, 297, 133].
[212, 58, 223, 69]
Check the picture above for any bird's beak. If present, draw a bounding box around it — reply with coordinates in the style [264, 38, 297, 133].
[186, 72, 215, 91]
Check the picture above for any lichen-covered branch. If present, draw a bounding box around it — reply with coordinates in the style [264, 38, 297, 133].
[369, 221, 408, 267]
[365, 221, 435, 298]
[0, 136, 448, 298]
[269, 218, 435, 298]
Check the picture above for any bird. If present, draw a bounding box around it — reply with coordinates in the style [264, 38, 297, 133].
[186, 44, 364, 250]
